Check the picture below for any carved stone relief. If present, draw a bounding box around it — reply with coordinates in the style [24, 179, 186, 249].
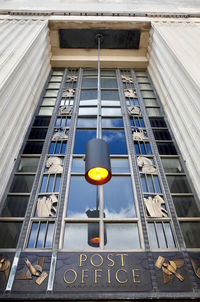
[191, 260, 200, 279]
[46, 156, 63, 174]
[144, 195, 168, 217]
[62, 88, 75, 98]
[66, 75, 78, 83]
[36, 195, 58, 218]
[155, 256, 184, 284]
[137, 156, 157, 174]
[133, 129, 148, 141]
[128, 105, 140, 116]
[52, 128, 68, 141]
[0, 257, 10, 281]
[124, 89, 137, 98]
[121, 75, 134, 84]
[59, 105, 73, 116]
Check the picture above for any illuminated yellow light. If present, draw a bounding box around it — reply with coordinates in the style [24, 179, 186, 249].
[90, 237, 100, 245]
[88, 167, 109, 182]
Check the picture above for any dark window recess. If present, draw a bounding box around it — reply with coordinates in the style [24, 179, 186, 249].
[153, 129, 172, 141]
[173, 196, 200, 217]
[59, 29, 141, 49]
[149, 117, 167, 128]
[23, 141, 44, 154]
[33, 116, 51, 127]
[0, 222, 22, 248]
[157, 142, 177, 155]
[1, 196, 29, 217]
[166, 176, 192, 193]
[28, 128, 48, 139]
[101, 90, 119, 100]
[180, 222, 200, 248]
[9, 175, 35, 193]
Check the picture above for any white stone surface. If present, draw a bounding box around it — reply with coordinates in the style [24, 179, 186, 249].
[0, 0, 200, 14]
[148, 21, 200, 198]
[0, 19, 51, 201]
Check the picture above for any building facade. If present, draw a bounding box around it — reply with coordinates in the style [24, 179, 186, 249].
[0, 1, 200, 301]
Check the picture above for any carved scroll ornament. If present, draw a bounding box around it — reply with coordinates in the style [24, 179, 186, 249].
[37, 194, 58, 218]
[128, 105, 140, 116]
[66, 75, 78, 83]
[46, 156, 63, 174]
[124, 89, 137, 98]
[137, 156, 157, 174]
[62, 88, 75, 98]
[144, 195, 168, 217]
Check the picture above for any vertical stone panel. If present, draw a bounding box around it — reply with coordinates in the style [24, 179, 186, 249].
[0, 19, 51, 201]
[148, 22, 200, 198]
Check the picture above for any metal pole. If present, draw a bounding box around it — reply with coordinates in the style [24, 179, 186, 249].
[96, 34, 102, 139]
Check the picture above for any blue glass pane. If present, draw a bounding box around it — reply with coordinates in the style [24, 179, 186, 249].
[102, 118, 124, 128]
[101, 90, 119, 100]
[55, 142, 61, 154]
[27, 222, 38, 248]
[102, 130, 127, 154]
[54, 175, 61, 192]
[40, 176, 48, 193]
[47, 175, 54, 192]
[56, 117, 61, 127]
[74, 130, 96, 154]
[45, 222, 54, 248]
[110, 158, 130, 173]
[61, 142, 67, 154]
[147, 175, 154, 193]
[104, 176, 136, 218]
[67, 176, 97, 218]
[36, 222, 46, 248]
[80, 89, 97, 100]
[141, 175, 148, 192]
[140, 142, 145, 154]
[146, 143, 152, 155]
[140, 119, 145, 127]
[71, 158, 85, 173]
[77, 118, 97, 128]
[154, 176, 162, 193]
[134, 142, 140, 154]
[49, 142, 55, 154]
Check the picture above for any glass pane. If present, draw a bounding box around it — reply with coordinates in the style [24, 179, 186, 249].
[47, 175, 54, 192]
[104, 223, 140, 249]
[146, 108, 162, 117]
[36, 222, 46, 248]
[23, 141, 44, 154]
[153, 130, 171, 141]
[27, 222, 38, 248]
[10, 175, 35, 193]
[173, 196, 200, 217]
[102, 130, 127, 154]
[164, 223, 175, 248]
[101, 90, 119, 100]
[161, 158, 183, 173]
[77, 118, 97, 128]
[82, 77, 97, 88]
[166, 175, 192, 193]
[157, 142, 177, 155]
[67, 176, 97, 218]
[141, 91, 155, 98]
[180, 222, 200, 248]
[50, 76, 62, 82]
[45, 90, 58, 97]
[102, 118, 123, 128]
[143, 99, 158, 106]
[148, 223, 158, 249]
[149, 117, 166, 128]
[33, 116, 51, 126]
[45, 222, 54, 248]
[78, 107, 97, 116]
[102, 108, 122, 116]
[63, 223, 98, 250]
[101, 70, 116, 76]
[28, 128, 48, 139]
[71, 158, 85, 173]
[47, 82, 61, 89]
[79, 100, 97, 106]
[101, 100, 120, 107]
[135, 71, 147, 76]
[40, 175, 48, 193]
[141, 175, 148, 192]
[2, 196, 29, 217]
[74, 130, 96, 154]
[42, 98, 56, 106]
[101, 78, 118, 88]
[104, 176, 136, 218]
[54, 175, 61, 192]
[52, 71, 64, 76]
[80, 89, 97, 100]
[139, 83, 152, 90]
[156, 223, 167, 248]
[154, 176, 162, 193]
[0, 222, 22, 248]
[38, 107, 54, 116]
[17, 157, 39, 172]
[111, 158, 130, 173]
[83, 69, 97, 76]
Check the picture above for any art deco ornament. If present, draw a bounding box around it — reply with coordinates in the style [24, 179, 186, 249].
[155, 256, 184, 284]
[37, 194, 58, 217]
[191, 260, 200, 279]
[0, 257, 10, 281]
[52, 128, 68, 141]
[59, 105, 73, 116]
[121, 75, 134, 84]
[144, 195, 168, 217]
[46, 156, 63, 174]
[137, 156, 157, 174]
[128, 105, 140, 116]
[16, 257, 48, 285]
[124, 89, 137, 98]
[62, 88, 75, 98]
[133, 129, 148, 141]
[66, 75, 78, 83]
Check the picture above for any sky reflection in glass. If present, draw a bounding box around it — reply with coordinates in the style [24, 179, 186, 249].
[102, 130, 127, 154]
